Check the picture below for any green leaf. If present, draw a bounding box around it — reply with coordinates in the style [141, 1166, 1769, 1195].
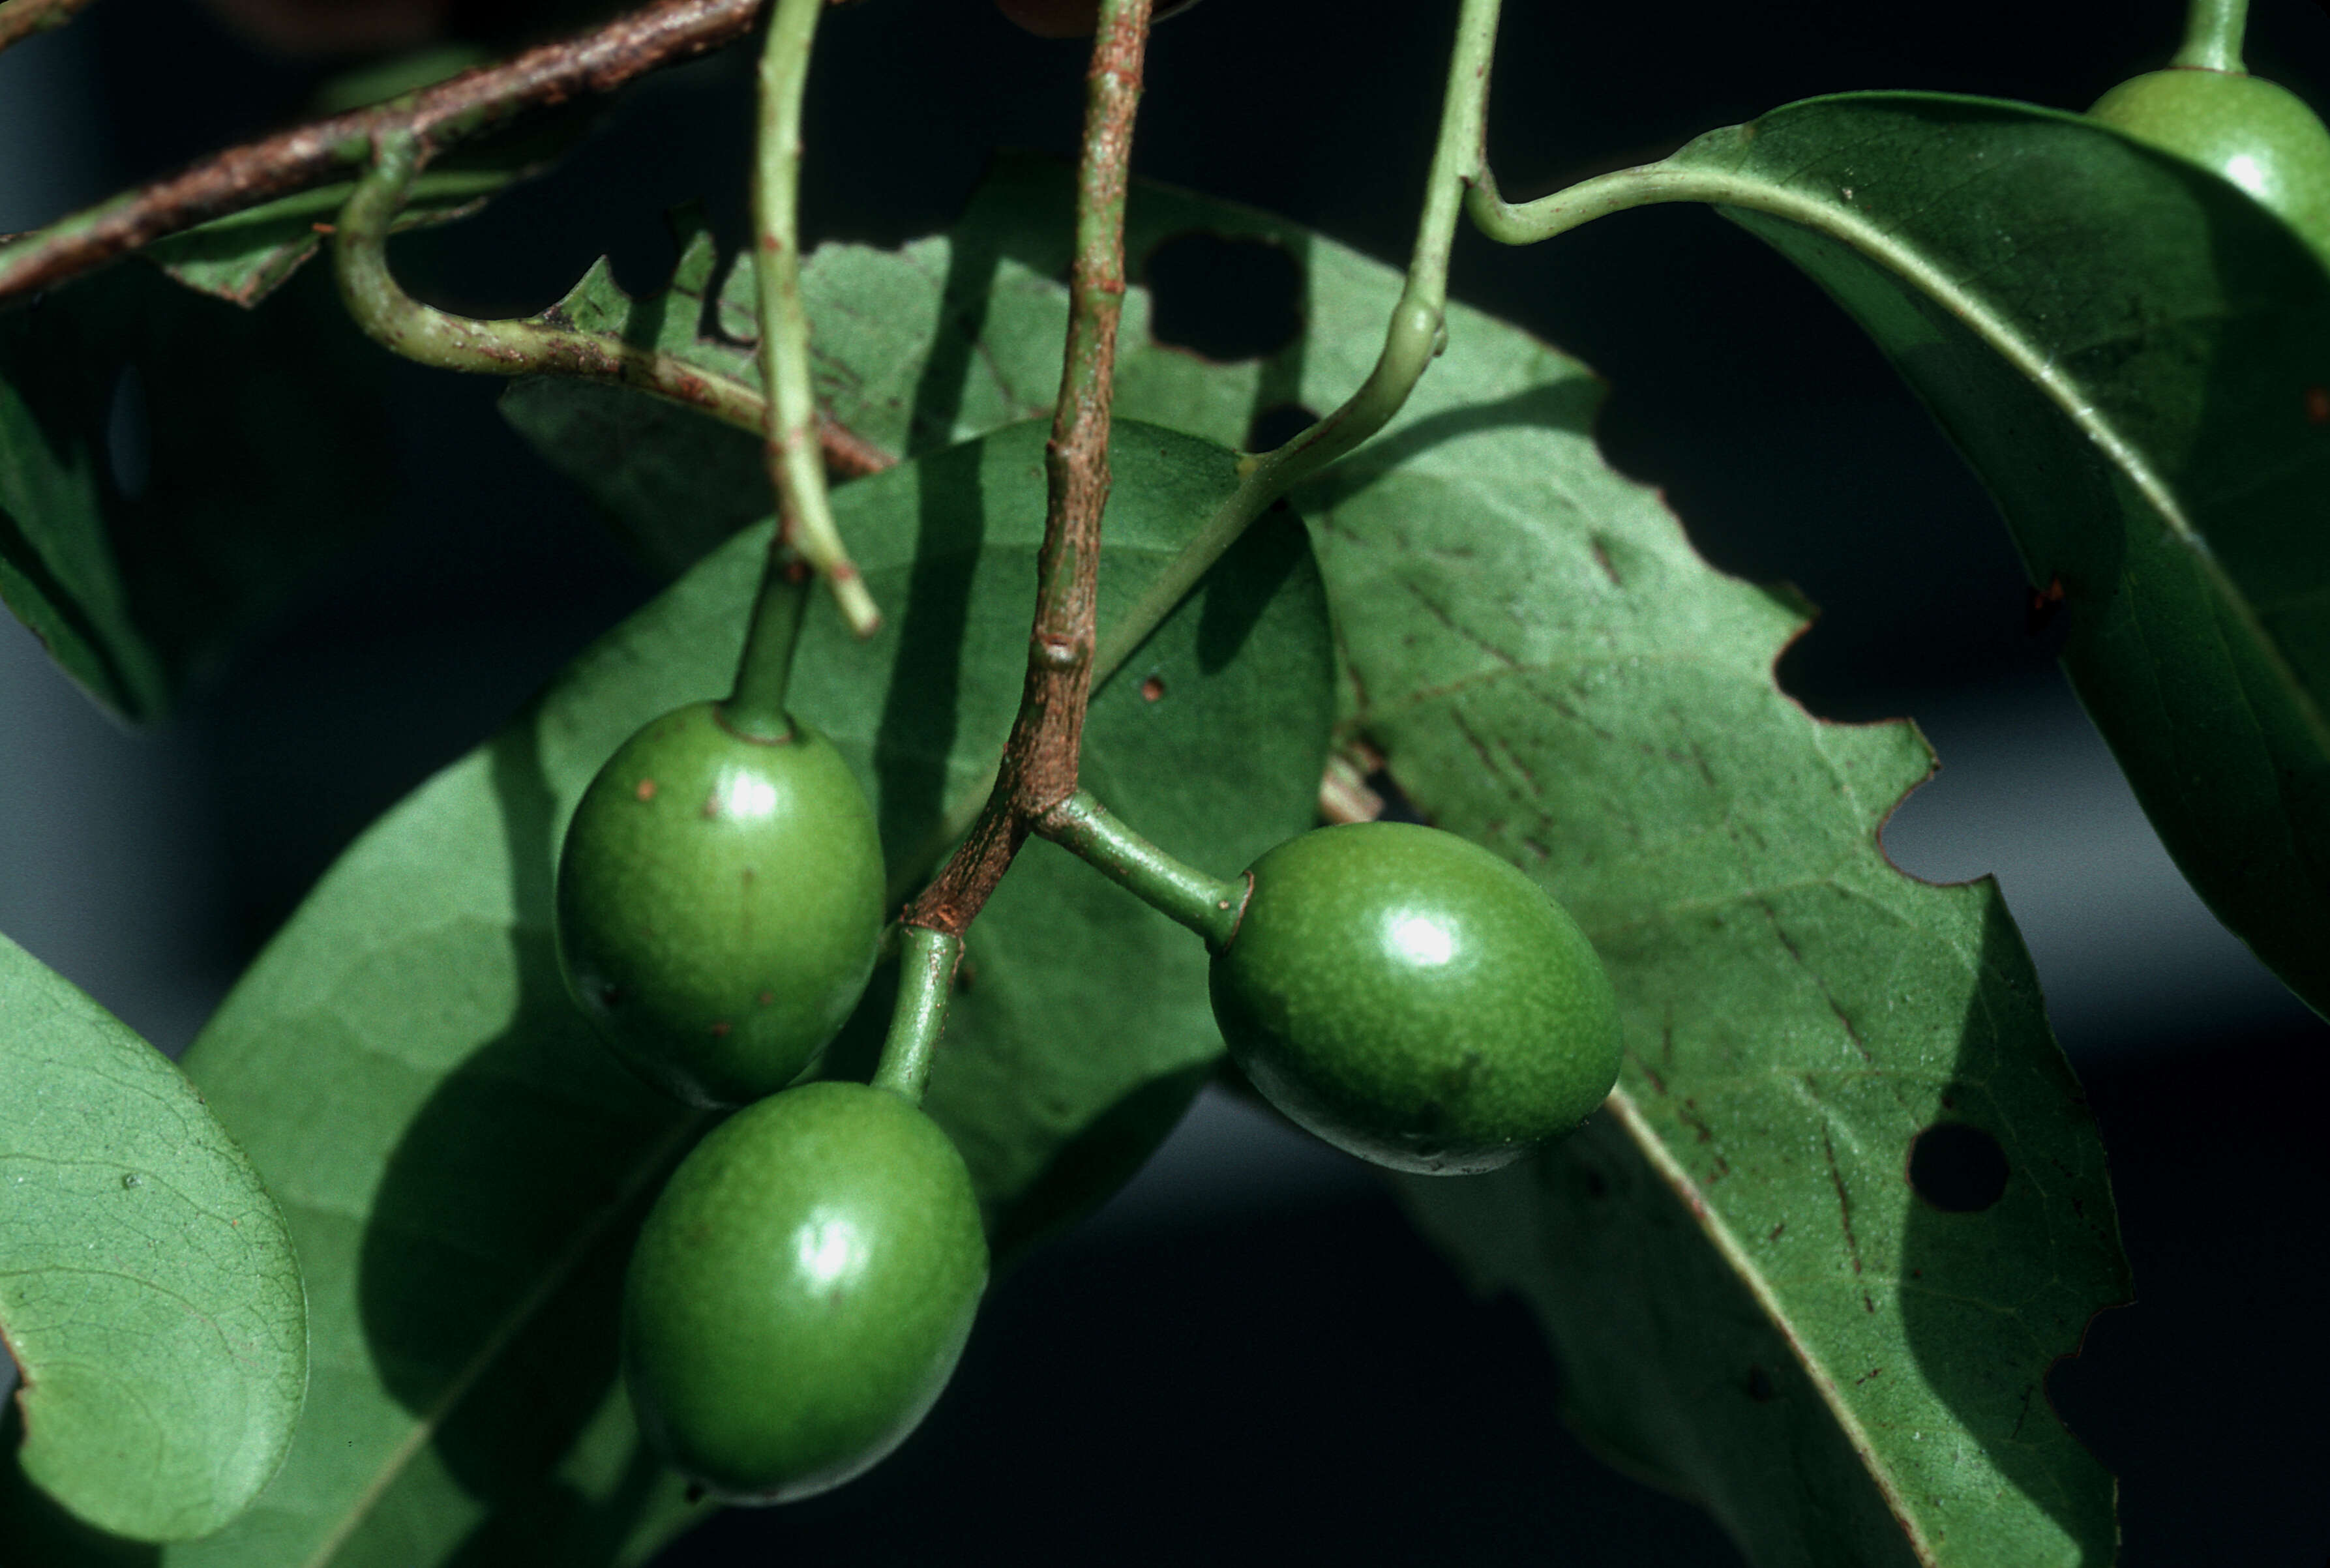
[1297, 274, 2127, 1562]
[502, 155, 1321, 576]
[0, 934, 305, 1544]
[1632, 91, 2330, 1018]
[142, 417, 1328, 1566]
[0, 263, 391, 720]
[142, 171, 513, 309]
[502, 156, 2128, 1561]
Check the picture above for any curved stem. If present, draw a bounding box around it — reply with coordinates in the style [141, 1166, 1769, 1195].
[871, 926, 961, 1104]
[331, 132, 768, 429]
[1039, 791, 1247, 949]
[2172, 0, 2248, 72]
[752, 0, 880, 638]
[0, 0, 98, 54]
[1089, 0, 1503, 680]
[1467, 155, 2197, 548]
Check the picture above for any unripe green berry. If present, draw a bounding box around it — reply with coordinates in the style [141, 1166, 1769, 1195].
[555, 701, 886, 1107]
[623, 1082, 989, 1503]
[2089, 67, 2330, 265]
[1209, 822, 1622, 1175]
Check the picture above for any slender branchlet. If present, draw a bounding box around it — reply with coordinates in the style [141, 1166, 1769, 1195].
[870, 926, 963, 1104]
[0, 0, 98, 54]
[884, 0, 1504, 902]
[0, 0, 761, 307]
[749, 0, 881, 641]
[1088, 0, 1504, 682]
[904, 0, 1154, 940]
[329, 133, 887, 488]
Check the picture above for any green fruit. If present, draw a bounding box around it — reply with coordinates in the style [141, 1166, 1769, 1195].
[2089, 67, 2330, 263]
[623, 1082, 989, 1503]
[1209, 822, 1621, 1175]
[555, 701, 886, 1107]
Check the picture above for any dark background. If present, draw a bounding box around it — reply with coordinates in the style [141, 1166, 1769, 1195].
[1, 0, 2326, 1562]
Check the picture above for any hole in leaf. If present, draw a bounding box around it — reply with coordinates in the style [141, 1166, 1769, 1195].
[1144, 232, 1301, 362]
[107, 366, 151, 502]
[1908, 1121, 2009, 1212]
[1247, 401, 1320, 452]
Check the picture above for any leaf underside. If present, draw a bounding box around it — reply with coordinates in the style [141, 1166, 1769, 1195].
[0, 936, 306, 1545]
[113, 415, 1328, 1568]
[1673, 91, 2330, 1020]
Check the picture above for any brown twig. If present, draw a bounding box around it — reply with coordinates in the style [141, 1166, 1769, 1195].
[906, 0, 1153, 938]
[0, 0, 762, 307]
[0, 0, 98, 53]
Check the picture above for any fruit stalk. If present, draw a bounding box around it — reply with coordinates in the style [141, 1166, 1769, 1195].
[1038, 791, 1246, 947]
[2173, 0, 2248, 72]
[904, 0, 1154, 939]
[0, 0, 762, 305]
[750, 0, 880, 639]
[869, 926, 963, 1103]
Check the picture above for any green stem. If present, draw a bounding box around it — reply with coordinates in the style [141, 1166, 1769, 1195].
[331, 133, 767, 432]
[753, 0, 880, 638]
[721, 548, 811, 739]
[1039, 791, 1247, 949]
[871, 926, 961, 1103]
[1089, 0, 1503, 681]
[2172, 0, 2248, 72]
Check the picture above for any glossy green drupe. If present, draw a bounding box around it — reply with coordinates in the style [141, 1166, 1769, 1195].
[2089, 67, 2330, 264]
[623, 1081, 989, 1503]
[1210, 822, 1621, 1175]
[555, 700, 886, 1107]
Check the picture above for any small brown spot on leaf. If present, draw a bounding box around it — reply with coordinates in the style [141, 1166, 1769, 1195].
[709, 1021, 732, 1038]
[1140, 675, 1166, 702]
[2307, 385, 2330, 424]
[758, 990, 775, 1006]
[701, 795, 722, 820]
[635, 778, 658, 802]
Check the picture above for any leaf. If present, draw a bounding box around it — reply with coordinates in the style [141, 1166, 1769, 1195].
[0, 262, 392, 720]
[1615, 91, 2330, 1019]
[142, 171, 512, 310]
[1284, 268, 2127, 1560]
[142, 110, 589, 308]
[502, 155, 1323, 576]
[499, 155, 2129, 1561]
[135, 417, 1328, 1567]
[0, 934, 305, 1544]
